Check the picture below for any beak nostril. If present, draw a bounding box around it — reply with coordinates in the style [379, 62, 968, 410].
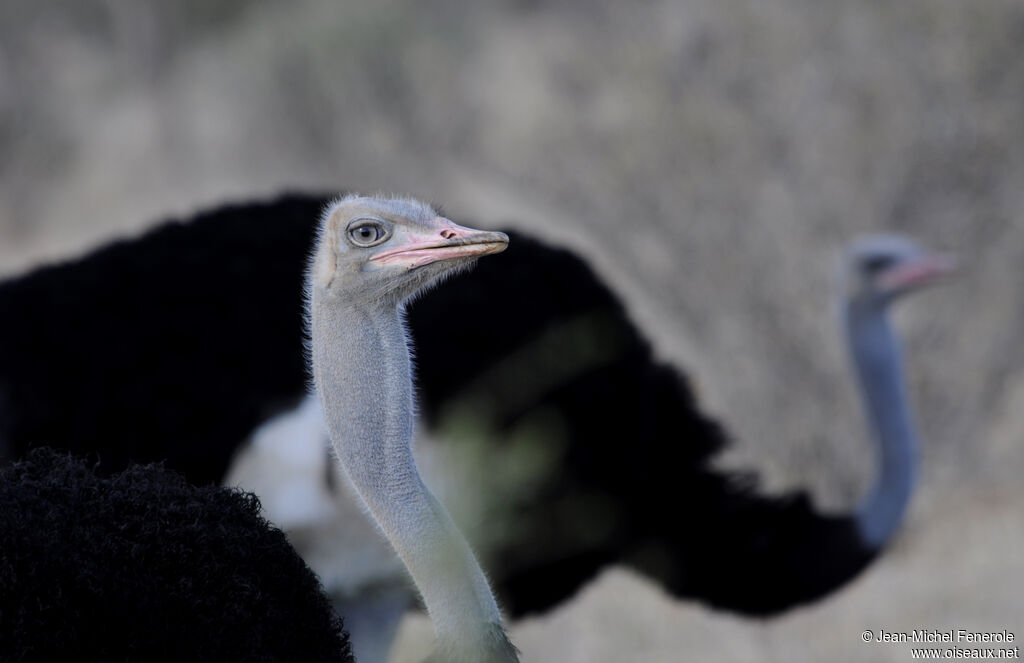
[440, 229, 458, 240]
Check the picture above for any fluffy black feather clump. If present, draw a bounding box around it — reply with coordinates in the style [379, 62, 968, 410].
[0, 448, 353, 663]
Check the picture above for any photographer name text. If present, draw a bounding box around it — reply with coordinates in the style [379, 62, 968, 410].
[868, 630, 1015, 644]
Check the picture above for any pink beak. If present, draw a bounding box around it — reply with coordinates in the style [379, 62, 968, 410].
[878, 253, 958, 292]
[371, 219, 509, 270]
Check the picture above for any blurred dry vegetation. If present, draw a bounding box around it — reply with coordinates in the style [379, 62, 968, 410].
[1, 1, 1022, 660]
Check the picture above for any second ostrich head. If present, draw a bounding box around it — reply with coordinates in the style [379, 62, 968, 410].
[845, 234, 956, 308]
[841, 233, 955, 548]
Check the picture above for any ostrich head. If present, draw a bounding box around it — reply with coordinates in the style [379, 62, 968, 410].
[307, 194, 517, 662]
[841, 233, 955, 549]
[310, 195, 509, 305]
[845, 234, 956, 308]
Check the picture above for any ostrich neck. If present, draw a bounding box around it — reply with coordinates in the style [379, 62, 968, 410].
[310, 296, 508, 656]
[844, 301, 918, 549]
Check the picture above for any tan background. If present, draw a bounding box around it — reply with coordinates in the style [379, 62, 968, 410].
[1, 1, 1021, 660]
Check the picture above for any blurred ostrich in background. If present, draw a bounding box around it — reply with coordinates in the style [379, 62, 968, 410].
[0, 194, 951, 658]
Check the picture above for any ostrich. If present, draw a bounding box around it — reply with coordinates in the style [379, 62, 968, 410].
[0, 195, 516, 663]
[0, 194, 951, 630]
[841, 234, 953, 548]
[305, 194, 518, 662]
[0, 448, 354, 663]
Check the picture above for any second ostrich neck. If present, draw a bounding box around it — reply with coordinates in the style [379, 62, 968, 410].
[845, 302, 917, 549]
[311, 297, 504, 653]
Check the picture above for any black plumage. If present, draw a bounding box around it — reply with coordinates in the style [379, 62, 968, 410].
[0, 193, 878, 619]
[0, 448, 352, 663]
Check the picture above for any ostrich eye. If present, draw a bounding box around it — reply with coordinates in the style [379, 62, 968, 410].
[862, 255, 895, 274]
[346, 220, 389, 247]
